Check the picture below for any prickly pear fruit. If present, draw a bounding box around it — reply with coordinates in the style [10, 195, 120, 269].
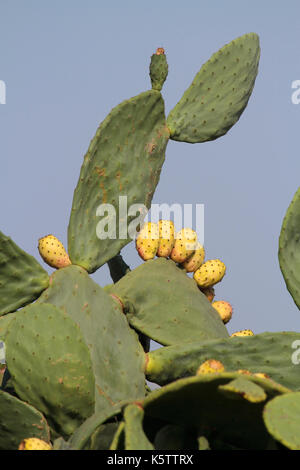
[157, 220, 175, 258]
[199, 286, 215, 302]
[149, 47, 168, 91]
[18, 438, 52, 450]
[231, 329, 254, 337]
[237, 369, 252, 375]
[136, 222, 159, 261]
[196, 359, 225, 374]
[193, 259, 226, 288]
[170, 228, 197, 263]
[38, 235, 71, 269]
[253, 372, 270, 379]
[182, 242, 205, 272]
[212, 301, 233, 324]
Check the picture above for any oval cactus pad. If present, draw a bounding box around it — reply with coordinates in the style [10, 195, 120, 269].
[279, 186, 300, 310]
[68, 90, 169, 273]
[263, 392, 300, 450]
[37, 265, 146, 414]
[111, 258, 229, 346]
[0, 231, 49, 316]
[0, 390, 50, 450]
[5, 303, 95, 438]
[146, 331, 300, 390]
[143, 373, 285, 450]
[167, 33, 260, 143]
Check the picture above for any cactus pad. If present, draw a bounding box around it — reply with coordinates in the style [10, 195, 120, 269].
[167, 33, 260, 143]
[5, 303, 95, 438]
[263, 392, 300, 450]
[143, 373, 284, 450]
[149, 48, 168, 91]
[123, 404, 154, 450]
[68, 90, 169, 273]
[218, 376, 267, 403]
[279, 186, 300, 309]
[0, 390, 50, 450]
[111, 258, 229, 346]
[37, 265, 146, 413]
[0, 231, 49, 316]
[110, 422, 125, 450]
[146, 332, 300, 390]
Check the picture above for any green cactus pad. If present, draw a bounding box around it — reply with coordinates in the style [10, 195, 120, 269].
[279, 186, 300, 309]
[0, 313, 15, 342]
[149, 49, 168, 91]
[143, 373, 286, 450]
[263, 392, 300, 450]
[111, 258, 228, 346]
[166, 33, 260, 143]
[110, 422, 125, 450]
[123, 404, 154, 450]
[146, 332, 300, 390]
[69, 404, 122, 450]
[5, 303, 95, 438]
[0, 231, 49, 316]
[218, 377, 267, 403]
[68, 90, 169, 273]
[0, 390, 51, 450]
[37, 265, 146, 414]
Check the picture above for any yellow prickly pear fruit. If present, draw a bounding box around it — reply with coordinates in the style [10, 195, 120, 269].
[200, 286, 215, 302]
[182, 242, 205, 272]
[38, 235, 71, 269]
[253, 372, 270, 379]
[18, 438, 52, 450]
[193, 259, 226, 288]
[196, 359, 225, 375]
[212, 300, 233, 324]
[170, 228, 197, 263]
[237, 369, 252, 375]
[136, 222, 159, 261]
[231, 329, 254, 337]
[157, 220, 175, 258]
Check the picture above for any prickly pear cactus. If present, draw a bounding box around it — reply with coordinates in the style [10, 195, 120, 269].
[3, 33, 297, 451]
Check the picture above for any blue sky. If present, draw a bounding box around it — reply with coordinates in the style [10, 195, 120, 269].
[1, 0, 300, 340]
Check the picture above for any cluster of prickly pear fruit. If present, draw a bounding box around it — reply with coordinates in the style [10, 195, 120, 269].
[136, 222, 234, 326]
[1, 32, 300, 451]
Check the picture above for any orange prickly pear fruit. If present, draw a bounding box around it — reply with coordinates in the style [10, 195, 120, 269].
[231, 329, 254, 337]
[182, 242, 205, 272]
[157, 220, 175, 258]
[193, 259, 226, 288]
[196, 359, 225, 374]
[136, 222, 159, 261]
[212, 300, 233, 324]
[38, 235, 71, 269]
[18, 438, 52, 450]
[170, 228, 197, 263]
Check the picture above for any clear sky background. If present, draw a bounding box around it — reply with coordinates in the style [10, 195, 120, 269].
[1, 0, 300, 343]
